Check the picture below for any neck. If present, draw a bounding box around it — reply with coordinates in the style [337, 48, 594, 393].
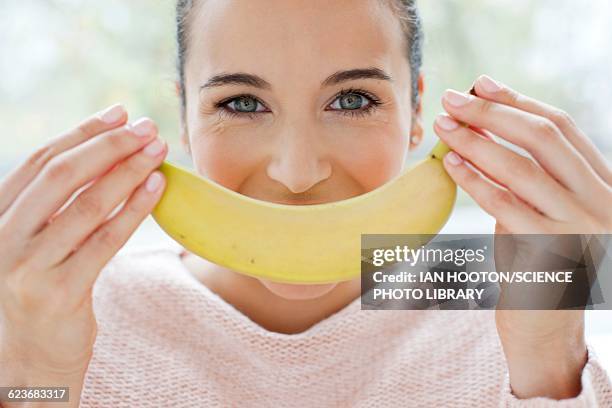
[180, 251, 361, 335]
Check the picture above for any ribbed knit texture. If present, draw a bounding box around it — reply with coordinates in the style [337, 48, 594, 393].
[79, 243, 612, 407]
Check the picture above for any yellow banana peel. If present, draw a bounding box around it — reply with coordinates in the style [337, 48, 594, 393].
[152, 140, 456, 284]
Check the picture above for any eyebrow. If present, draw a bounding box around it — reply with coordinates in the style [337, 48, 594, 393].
[322, 67, 393, 87]
[199, 67, 393, 91]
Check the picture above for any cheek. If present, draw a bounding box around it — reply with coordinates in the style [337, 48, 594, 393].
[189, 119, 270, 190]
[324, 119, 408, 192]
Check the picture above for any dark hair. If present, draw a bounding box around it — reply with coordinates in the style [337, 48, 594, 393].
[176, 0, 423, 119]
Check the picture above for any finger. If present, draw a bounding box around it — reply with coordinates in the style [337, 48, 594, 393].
[441, 89, 603, 197]
[453, 86, 496, 142]
[472, 75, 612, 187]
[434, 114, 582, 221]
[62, 171, 166, 292]
[0, 104, 127, 216]
[440, 150, 555, 234]
[468, 124, 495, 141]
[30, 138, 168, 269]
[3, 118, 159, 239]
[466, 86, 495, 141]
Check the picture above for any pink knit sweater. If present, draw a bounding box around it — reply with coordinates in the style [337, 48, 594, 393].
[79, 243, 612, 407]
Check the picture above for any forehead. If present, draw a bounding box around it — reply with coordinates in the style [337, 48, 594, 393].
[186, 0, 410, 88]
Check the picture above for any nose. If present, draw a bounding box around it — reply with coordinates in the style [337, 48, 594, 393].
[267, 131, 331, 194]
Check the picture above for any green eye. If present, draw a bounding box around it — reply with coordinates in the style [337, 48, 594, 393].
[231, 96, 260, 112]
[327, 89, 383, 118]
[337, 93, 366, 110]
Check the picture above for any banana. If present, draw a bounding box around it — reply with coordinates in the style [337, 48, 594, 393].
[151, 140, 457, 284]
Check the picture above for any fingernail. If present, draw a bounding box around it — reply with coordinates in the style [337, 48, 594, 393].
[478, 75, 503, 93]
[99, 104, 125, 124]
[444, 90, 473, 107]
[145, 172, 163, 193]
[445, 151, 464, 166]
[131, 118, 156, 137]
[436, 115, 460, 131]
[144, 139, 165, 157]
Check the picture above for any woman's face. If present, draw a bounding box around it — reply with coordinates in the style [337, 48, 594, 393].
[181, 0, 423, 300]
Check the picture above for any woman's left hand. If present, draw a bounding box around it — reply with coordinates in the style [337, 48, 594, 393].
[433, 75, 612, 400]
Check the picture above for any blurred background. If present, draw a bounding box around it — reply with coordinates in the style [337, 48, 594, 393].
[0, 0, 611, 367]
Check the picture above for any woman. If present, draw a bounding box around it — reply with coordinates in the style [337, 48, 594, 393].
[1, 0, 611, 406]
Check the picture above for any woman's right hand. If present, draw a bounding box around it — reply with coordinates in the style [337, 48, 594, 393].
[0, 104, 167, 406]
